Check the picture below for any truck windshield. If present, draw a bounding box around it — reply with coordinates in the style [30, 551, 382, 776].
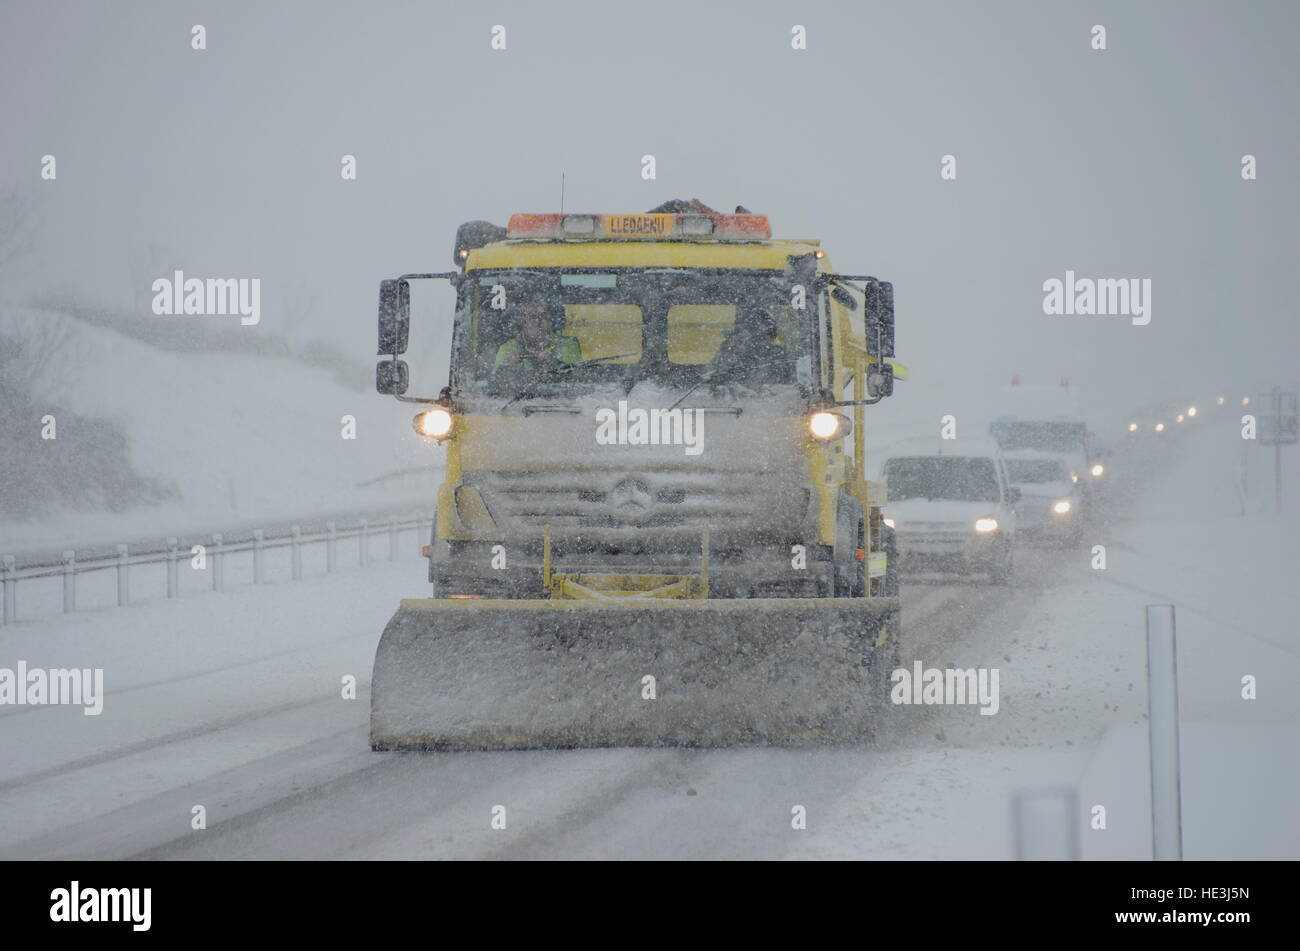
[884, 457, 1002, 503]
[453, 269, 811, 396]
[1005, 459, 1067, 483]
[989, 420, 1087, 454]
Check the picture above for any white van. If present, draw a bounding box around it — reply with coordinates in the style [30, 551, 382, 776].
[1002, 449, 1083, 545]
[879, 439, 1018, 584]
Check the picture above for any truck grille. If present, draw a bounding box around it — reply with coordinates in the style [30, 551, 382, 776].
[465, 469, 806, 538]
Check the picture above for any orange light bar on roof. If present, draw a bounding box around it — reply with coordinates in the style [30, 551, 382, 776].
[506, 213, 564, 237]
[715, 215, 771, 238]
[505, 212, 771, 241]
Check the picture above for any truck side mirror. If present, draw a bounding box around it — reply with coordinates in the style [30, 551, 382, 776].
[377, 279, 410, 356]
[376, 359, 409, 395]
[878, 281, 895, 358]
[862, 279, 895, 360]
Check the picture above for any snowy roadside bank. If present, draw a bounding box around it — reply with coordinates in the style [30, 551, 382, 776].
[1, 307, 441, 553]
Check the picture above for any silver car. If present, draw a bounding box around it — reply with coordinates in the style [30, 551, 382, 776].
[880, 446, 1018, 584]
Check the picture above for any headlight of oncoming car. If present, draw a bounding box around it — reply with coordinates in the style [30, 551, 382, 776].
[974, 517, 999, 533]
[413, 408, 454, 440]
[1090, 463, 1104, 477]
[1052, 499, 1072, 515]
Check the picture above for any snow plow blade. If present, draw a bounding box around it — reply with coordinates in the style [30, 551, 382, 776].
[369, 596, 901, 750]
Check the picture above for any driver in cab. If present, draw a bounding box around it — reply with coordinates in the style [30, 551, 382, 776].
[494, 301, 582, 372]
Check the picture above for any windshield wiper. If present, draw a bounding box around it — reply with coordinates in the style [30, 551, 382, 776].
[667, 340, 793, 410]
[556, 353, 639, 371]
[496, 353, 639, 411]
[499, 388, 540, 413]
[666, 329, 743, 410]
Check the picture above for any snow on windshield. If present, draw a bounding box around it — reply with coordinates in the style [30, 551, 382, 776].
[883, 456, 1001, 503]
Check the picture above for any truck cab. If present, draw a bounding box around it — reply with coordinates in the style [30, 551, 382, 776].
[375, 203, 905, 603]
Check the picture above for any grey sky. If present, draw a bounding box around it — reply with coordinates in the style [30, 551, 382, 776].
[2, 0, 1297, 420]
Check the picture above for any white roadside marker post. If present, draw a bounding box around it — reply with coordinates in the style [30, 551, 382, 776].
[2, 555, 15, 623]
[1015, 788, 1080, 860]
[116, 544, 130, 606]
[166, 538, 179, 598]
[253, 529, 265, 584]
[1146, 604, 1183, 860]
[212, 534, 224, 592]
[62, 551, 76, 612]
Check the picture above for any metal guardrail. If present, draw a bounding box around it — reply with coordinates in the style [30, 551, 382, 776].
[1, 512, 433, 625]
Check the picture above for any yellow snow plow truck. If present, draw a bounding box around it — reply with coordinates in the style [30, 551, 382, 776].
[370, 199, 906, 750]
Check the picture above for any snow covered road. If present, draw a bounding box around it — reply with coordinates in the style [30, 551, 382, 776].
[1, 420, 1295, 859]
[0, 553, 1127, 860]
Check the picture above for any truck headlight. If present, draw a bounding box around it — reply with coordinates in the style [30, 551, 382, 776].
[1090, 463, 1104, 477]
[1052, 499, 1072, 515]
[809, 411, 850, 440]
[413, 408, 454, 439]
[974, 517, 999, 533]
